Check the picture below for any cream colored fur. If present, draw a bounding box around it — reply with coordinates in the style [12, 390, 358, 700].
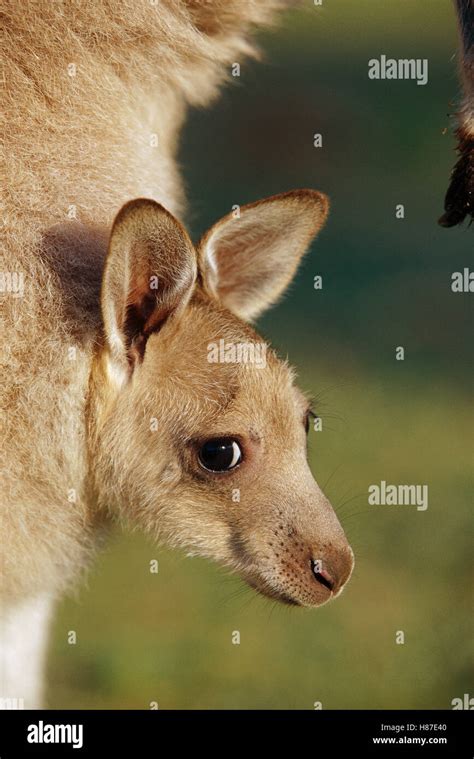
[0, 596, 53, 709]
[1, 0, 287, 602]
[1, 1, 354, 709]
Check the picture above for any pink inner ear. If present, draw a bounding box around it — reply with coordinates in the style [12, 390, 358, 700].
[199, 193, 328, 321]
[123, 291, 175, 365]
[120, 236, 195, 365]
[121, 241, 167, 362]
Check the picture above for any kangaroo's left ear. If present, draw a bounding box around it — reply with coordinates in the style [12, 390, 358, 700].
[101, 198, 197, 377]
[197, 189, 329, 321]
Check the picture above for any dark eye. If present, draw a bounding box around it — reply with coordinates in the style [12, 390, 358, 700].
[198, 438, 242, 472]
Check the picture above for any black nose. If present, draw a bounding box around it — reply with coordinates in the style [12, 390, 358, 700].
[311, 559, 335, 591]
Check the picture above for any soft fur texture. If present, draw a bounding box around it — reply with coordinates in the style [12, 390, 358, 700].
[1, 0, 288, 603]
[1, 1, 354, 709]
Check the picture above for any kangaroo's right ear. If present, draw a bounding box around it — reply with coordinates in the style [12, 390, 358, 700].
[197, 189, 329, 322]
[101, 198, 197, 376]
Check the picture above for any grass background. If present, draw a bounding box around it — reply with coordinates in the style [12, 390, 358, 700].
[47, 0, 472, 709]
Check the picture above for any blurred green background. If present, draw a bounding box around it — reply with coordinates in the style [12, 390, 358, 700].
[48, 0, 473, 708]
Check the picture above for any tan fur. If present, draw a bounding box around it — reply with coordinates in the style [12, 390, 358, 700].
[1, 1, 353, 707]
[1, 0, 288, 602]
[198, 190, 329, 320]
[86, 195, 352, 607]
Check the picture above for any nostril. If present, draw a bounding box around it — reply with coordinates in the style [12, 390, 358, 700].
[310, 559, 334, 591]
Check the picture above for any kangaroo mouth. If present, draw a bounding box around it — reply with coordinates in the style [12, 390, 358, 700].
[227, 531, 338, 608]
[228, 532, 300, 605]
[244, 574, 302, 606]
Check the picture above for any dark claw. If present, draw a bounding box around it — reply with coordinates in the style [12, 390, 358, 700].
[438, 129, 474, 228]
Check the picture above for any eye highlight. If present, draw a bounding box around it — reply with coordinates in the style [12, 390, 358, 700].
[198, 437, 242, 473]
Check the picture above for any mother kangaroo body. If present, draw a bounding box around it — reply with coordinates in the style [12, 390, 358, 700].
[1, 0, 355, 708]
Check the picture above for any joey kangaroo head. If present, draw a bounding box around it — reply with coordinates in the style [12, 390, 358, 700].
[91, 190, 354, 607]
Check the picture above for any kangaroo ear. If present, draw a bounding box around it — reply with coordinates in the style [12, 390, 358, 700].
[101, 198, 197, 374]
[197, 189, 329, 321]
